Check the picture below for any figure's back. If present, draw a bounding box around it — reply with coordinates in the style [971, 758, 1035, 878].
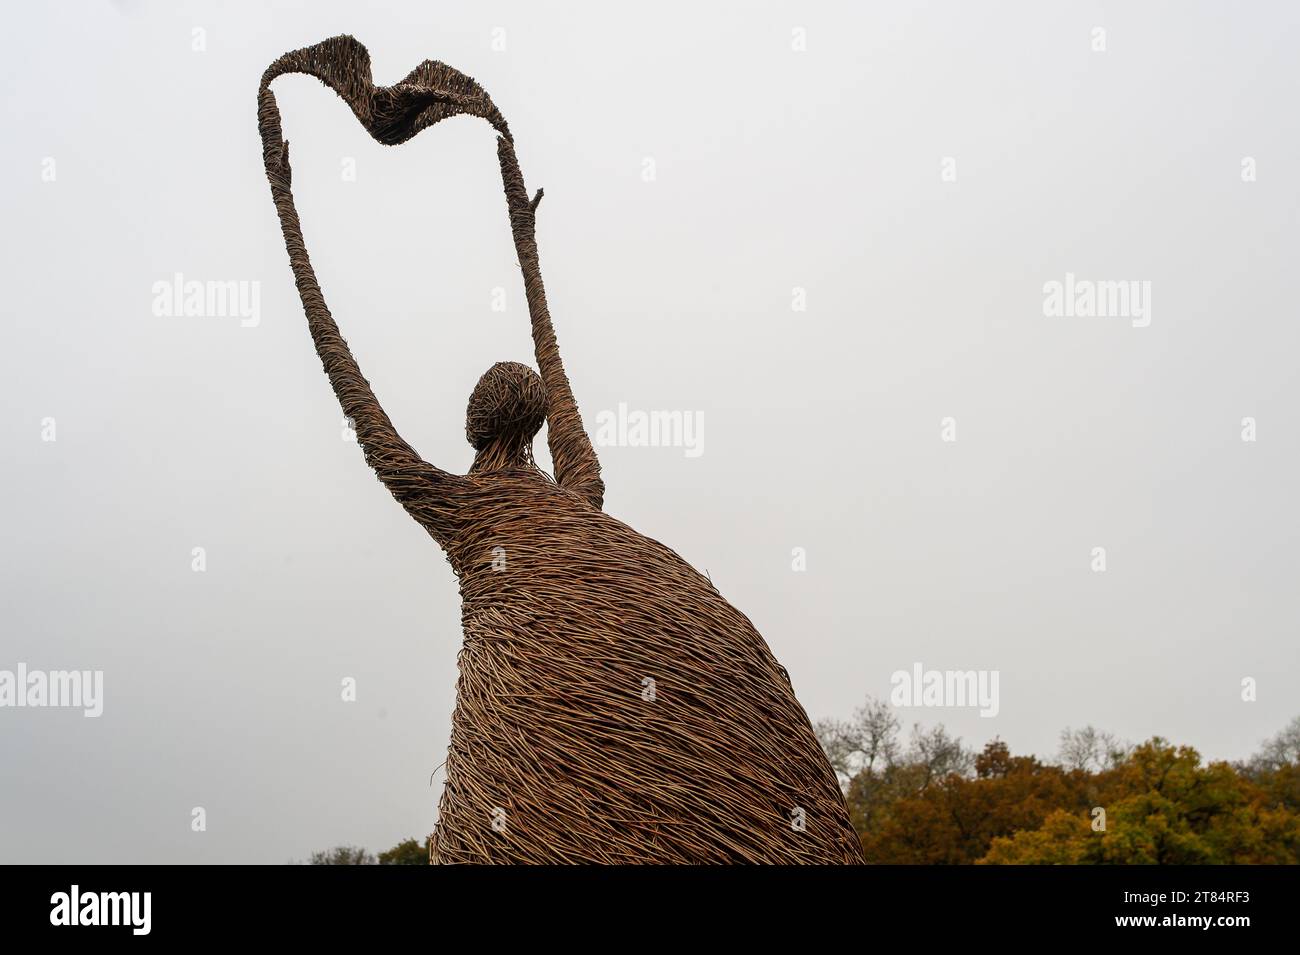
[432, 472, 865, 863]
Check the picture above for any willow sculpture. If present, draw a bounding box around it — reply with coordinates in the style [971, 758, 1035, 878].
[258, 35, 863, 864]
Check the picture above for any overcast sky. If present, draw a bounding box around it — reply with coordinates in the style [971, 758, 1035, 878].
[2, 1, 1297, 863]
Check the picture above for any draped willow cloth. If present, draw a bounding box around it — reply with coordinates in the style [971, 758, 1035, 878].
[258, 35, 864, 864]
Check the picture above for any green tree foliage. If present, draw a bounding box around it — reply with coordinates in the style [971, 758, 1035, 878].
[299, 837, 433, 865]
[817, 702, 1300, 865]
[377, 837, 432, 865]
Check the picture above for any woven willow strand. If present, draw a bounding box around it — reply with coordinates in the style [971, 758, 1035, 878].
[258, 35, 863, 864]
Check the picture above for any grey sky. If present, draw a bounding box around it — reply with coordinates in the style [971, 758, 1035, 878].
[1, 1, 1297, 863]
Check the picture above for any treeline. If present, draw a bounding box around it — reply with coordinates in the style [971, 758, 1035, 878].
[298, 839, 429, 865]
[300, 708, 1299, 865]
[815, 701, 1300, 864]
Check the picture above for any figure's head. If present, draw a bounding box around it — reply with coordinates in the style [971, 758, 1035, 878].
[466, 361, 547, 459]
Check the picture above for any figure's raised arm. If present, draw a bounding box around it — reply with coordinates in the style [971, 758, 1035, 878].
[259, 135, 450, 502]
[256, 37, 485, 535]
[496, 138, 606, 510]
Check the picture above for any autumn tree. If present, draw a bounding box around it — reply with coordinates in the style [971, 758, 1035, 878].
[859, 740, 1087, 864]
[981, 738, 1300, 864]
[818, 701, 976, 841]
[819, 698, 1300, 865]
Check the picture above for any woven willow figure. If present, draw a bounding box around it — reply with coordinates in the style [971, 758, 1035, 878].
[259, 36, 863, 864]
